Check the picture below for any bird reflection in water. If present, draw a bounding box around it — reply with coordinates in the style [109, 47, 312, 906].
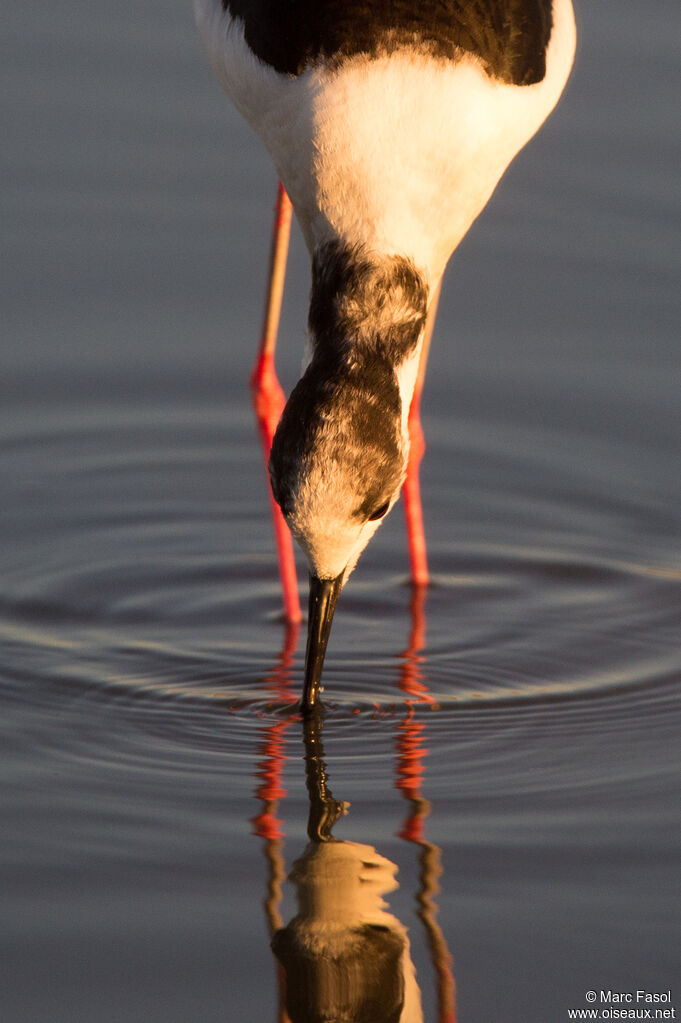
[252, 587, 456, 1022]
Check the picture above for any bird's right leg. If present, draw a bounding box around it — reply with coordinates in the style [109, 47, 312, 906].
[403, 280, 441, 587]
[250, 182, 302, 623]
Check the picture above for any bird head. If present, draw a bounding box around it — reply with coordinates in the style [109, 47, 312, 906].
[269, 241, 429, 707]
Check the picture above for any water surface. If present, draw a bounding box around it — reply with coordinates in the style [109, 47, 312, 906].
[2, 2, 680, 1021]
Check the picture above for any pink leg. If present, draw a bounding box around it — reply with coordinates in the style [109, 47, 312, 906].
[250, 183, 302, 624]
[403, 280, 442, 587]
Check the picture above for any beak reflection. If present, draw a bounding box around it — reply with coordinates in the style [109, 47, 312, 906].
[302, 574, 343, 709]
[255, 595, 455, 1023]
[271, 705, 423, 1023]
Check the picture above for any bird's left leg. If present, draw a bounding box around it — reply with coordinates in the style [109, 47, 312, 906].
[403, 280, 442, 587]
[250, 182, 302, 623]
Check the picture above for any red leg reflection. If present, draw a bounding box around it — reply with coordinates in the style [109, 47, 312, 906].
[403, 279, 442, 587]
[250, 183, 302, 624]
[251, 622, 299, 1023]
[396, 586, 457, 1023]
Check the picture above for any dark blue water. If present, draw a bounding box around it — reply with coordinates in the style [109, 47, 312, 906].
[2, 2, 680, 1021]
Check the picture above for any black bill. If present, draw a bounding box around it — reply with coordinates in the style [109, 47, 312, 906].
[302, 573, 343, 710]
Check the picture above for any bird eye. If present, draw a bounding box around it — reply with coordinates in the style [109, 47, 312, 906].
[367, 501, 390, 522]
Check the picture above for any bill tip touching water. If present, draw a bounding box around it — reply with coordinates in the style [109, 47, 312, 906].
[194, 0, 577, 707]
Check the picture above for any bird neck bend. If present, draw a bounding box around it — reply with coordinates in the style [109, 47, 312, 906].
[308, 240, 429, 367]
[305, 239, 430, 441]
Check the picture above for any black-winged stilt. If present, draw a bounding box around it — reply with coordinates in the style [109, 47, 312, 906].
[194, 0, 576, 708]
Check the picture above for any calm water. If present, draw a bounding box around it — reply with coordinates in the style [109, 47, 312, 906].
[2, 2, 680, 1021]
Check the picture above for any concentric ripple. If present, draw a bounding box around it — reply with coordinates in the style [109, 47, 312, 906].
[2, 392, 679, 767]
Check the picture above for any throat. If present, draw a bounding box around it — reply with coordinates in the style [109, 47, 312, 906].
[307, 239, 430, 443]
[309, 240, 429, 363]
[305, 239, 429, 448]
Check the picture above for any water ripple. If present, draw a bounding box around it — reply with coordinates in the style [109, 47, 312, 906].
[1, 402, 679, 781]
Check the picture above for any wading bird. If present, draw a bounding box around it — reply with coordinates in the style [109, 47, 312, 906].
[194, 0, 576, 708]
